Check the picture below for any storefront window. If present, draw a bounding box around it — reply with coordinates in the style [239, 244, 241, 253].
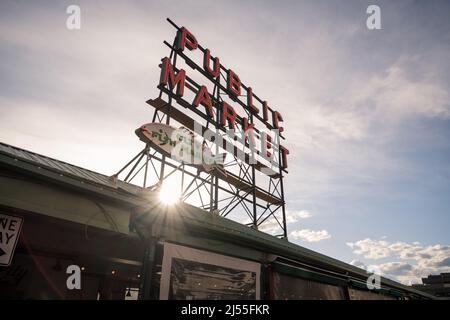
[159, 243, 261, 300]
[272, 271, 346, 300]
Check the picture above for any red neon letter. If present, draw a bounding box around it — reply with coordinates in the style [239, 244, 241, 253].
[203, 48, 220, 78]
[159, 57, 186, 96]
[227, 69, 241, 97]
[263, 101, 270, 122]
[280, 145, 290, 169]
[221, 101, 237, 130]
[193, 86, 214, 117]
[246, 87, 259, 114]
[242, 117, 255, 145]
[176, 27, 198, 51]
[272, 111, 284, 133]
[261, 132, 272, 158]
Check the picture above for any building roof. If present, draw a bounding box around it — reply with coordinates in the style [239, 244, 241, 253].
[0, 142, 143, 199]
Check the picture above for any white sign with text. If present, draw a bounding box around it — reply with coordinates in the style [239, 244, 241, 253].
[0, 213, 23, 266]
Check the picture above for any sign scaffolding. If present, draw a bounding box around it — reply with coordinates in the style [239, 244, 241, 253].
[113, 18, 290, 239]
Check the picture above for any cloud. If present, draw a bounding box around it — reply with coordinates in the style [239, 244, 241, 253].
[436, 257, 450, 267]
[347, 238, 450, 284]
[367, 65, 450, 119]
[290, 229, 331, 242]
[346, 239, 391, 259]
[286, 51, 450, 205]
[375, 262, 413, 276]
[287, 210, 312, 222]
[260, 210, 330, 243]
[349, 260, 367, 270]
[259, 210, 312, 233]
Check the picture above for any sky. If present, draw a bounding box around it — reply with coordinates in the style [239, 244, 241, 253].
[1, 0, 450, 285]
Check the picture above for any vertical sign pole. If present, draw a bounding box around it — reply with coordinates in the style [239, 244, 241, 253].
[251, 113, 257, 229]
[214, 74, 221, 211]
[143, 146, 149, 188]
[279, 148, 288, 239]
[139, 237, 156, 300]
[181, 164, 185, 199]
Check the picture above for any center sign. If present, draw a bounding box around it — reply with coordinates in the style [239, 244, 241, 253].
[131, 18, 290, 237]
[151, 24, 290, 174]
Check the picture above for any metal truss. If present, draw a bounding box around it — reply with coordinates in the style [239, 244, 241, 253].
[113, 18, 288, 239]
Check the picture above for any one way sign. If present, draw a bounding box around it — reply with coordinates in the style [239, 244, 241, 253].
[0, 213, 24, 266]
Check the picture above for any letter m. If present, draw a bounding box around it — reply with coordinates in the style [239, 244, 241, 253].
[159, 57, 186, 97]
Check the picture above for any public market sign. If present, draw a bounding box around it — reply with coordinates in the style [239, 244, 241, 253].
[0, 213, 23, 266]
[144, 20, 290, 176]
[136, 123, 227, 177]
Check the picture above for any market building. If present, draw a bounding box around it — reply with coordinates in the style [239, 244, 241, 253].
[0, 142, 434, 300]
[0, 18, 439, 301]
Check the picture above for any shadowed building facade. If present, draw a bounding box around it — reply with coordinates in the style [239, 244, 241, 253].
[0, 142, 435, 300]
[413, 273, 450, 299]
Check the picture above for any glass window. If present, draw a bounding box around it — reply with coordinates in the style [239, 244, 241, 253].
[272, 271, 346, 300]
[159, 243, 261, 300]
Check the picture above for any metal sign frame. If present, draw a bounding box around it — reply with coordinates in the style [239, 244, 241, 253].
[114, 18, 289, 239]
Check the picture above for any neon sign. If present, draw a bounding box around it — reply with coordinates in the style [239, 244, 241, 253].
[156, 26, 290, 171]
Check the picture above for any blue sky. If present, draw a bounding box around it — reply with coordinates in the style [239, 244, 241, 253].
[1, 0, 449, 284]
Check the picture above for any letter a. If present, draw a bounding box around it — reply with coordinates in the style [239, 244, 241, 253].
[66, 5, 81, 30]
[366, 5, 381, 30]
[366, 273, 381, 290]
[66, 265, 81, 290]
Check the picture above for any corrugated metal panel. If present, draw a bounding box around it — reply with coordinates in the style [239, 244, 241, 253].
[0, 142, 142, 194]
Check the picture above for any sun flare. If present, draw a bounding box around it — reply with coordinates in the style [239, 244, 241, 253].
[158, 180, 180, 205]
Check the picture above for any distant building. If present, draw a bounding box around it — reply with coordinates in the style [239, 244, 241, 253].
[413, 273, 450, 298]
